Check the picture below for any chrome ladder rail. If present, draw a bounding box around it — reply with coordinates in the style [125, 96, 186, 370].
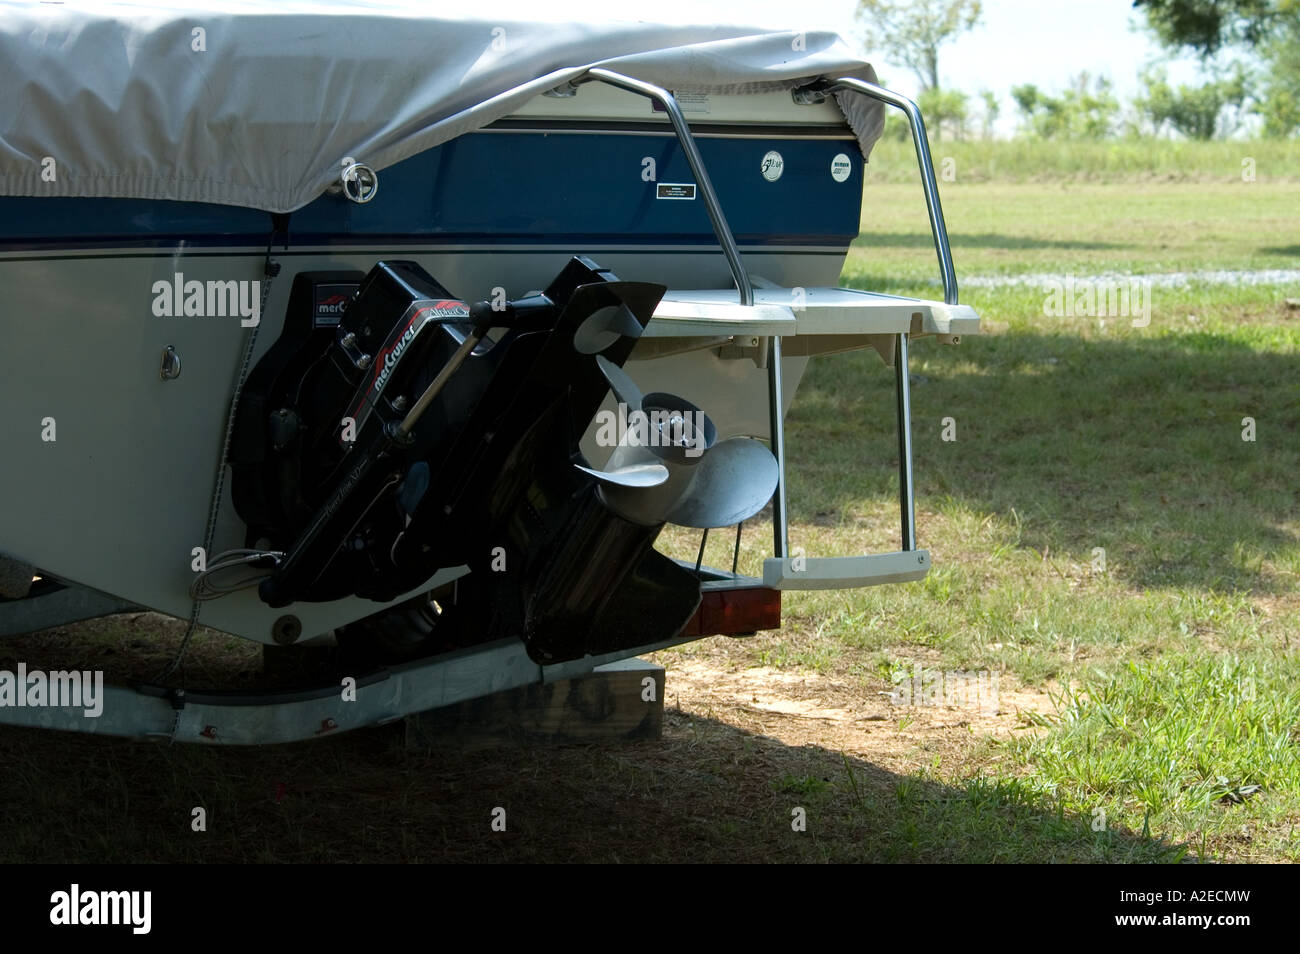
[821, 76, 959, 555]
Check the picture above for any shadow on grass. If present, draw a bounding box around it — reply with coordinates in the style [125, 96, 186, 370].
[789, 327, 1300, 594]
[852, 231, 1133, 253]
[0, 708, 1182, 863]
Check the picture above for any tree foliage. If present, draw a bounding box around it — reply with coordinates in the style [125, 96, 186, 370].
[1256, 48, 1300, 135]
[1011, 74, 1121, 139]
[1133, 0, 1287, 55]
[918, 87, 970, 139]
[979, 89, 1001, 139]
[855, 0, 983, 91]
[1135, 66, 1251, 137]
[1136, 0, 1300, 136]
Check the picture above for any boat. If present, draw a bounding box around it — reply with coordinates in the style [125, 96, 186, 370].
[0, 3, 979, 743]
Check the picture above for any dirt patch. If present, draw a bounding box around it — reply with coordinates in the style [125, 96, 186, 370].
[655, 648, 1058, 777]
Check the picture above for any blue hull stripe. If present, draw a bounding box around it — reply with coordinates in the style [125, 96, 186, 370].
[0, 131, 862, 249]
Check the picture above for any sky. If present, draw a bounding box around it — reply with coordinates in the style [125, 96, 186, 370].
[685, 0, 1209, 133]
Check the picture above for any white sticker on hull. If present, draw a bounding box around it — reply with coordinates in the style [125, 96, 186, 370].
[760, 150, 784, 182]
[652, 92, 709, 114]
[831, 153, 853, 182]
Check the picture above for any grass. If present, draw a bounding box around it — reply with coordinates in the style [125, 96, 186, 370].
[852, 180, 1300, 284]
[3, 169, 1299, 862]
[865, 135, 1300, 185]
[657, 175, 1300, 861]
[1014, 655, 1300, 861]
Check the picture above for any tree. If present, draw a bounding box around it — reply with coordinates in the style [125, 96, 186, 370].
[1256, 32, 1300, 135]
[1132, 0, 1284, 55]
[1257, 83, 1300, 135]
[1010, 83, 1042, 128]
[1011, 74, 1120, 139]
[1135, 65, 1252, 137]
[1135, 0, 1300, 137]
[855, 0, 983, 91]
[979, 89, 1001, 139]
[918, 87, 970, 139]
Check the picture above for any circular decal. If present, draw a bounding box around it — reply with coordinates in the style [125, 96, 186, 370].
[830, 153, 853, 182]
[760, 150, 784, 182]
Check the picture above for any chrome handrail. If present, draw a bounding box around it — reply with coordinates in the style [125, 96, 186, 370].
[791, 76, 955, 553]
[577, 67, 754, 307]
[577, 69, 787, 556]
[766, 335, 790, 558]
[829, 79, 931, 549]
[824, 77, 958, 307]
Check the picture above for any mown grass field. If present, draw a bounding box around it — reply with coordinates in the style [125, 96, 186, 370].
[866, 136, 1300, 185]
[661, 155, 1300, 861]
[2, 146, 1297, 863]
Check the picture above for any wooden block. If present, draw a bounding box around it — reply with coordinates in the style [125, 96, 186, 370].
[405, 656, 664, 748]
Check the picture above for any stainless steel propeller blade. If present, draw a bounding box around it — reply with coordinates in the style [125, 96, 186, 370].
[664, 437, 778, 529]
[574, 460, 670, 488]
[582, 357, 760, 528]
[574, 304, 645, 355]
[595, 353, 643, 406]
[576, 442, 689, 526]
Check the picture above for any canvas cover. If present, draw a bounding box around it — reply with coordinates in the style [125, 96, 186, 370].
[0, 1, 884, 213]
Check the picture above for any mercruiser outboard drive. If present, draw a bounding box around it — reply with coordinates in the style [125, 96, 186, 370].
[229, 257, 777, 664]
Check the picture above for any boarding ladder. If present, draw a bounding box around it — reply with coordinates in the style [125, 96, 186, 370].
[574, 69, 977, 592]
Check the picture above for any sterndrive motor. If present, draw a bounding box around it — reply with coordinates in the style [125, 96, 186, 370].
[228, 257, 778, 664]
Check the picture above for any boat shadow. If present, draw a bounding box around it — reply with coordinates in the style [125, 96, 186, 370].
[851, 231, 1132, 252]
[0, 706, 1184, 863]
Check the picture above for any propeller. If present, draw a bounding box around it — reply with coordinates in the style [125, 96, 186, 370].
[573, 303, 645, 355]
[578, 356, 779, 529]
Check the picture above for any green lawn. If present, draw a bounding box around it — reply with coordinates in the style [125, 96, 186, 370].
[664, 177, 1300, 861]
[3, 174, 1297, 863]
[865, 136, 1300, 186]
[851, 181, 1300, 286]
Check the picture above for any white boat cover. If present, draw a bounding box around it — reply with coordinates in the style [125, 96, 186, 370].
[0, 1, 884, 213]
